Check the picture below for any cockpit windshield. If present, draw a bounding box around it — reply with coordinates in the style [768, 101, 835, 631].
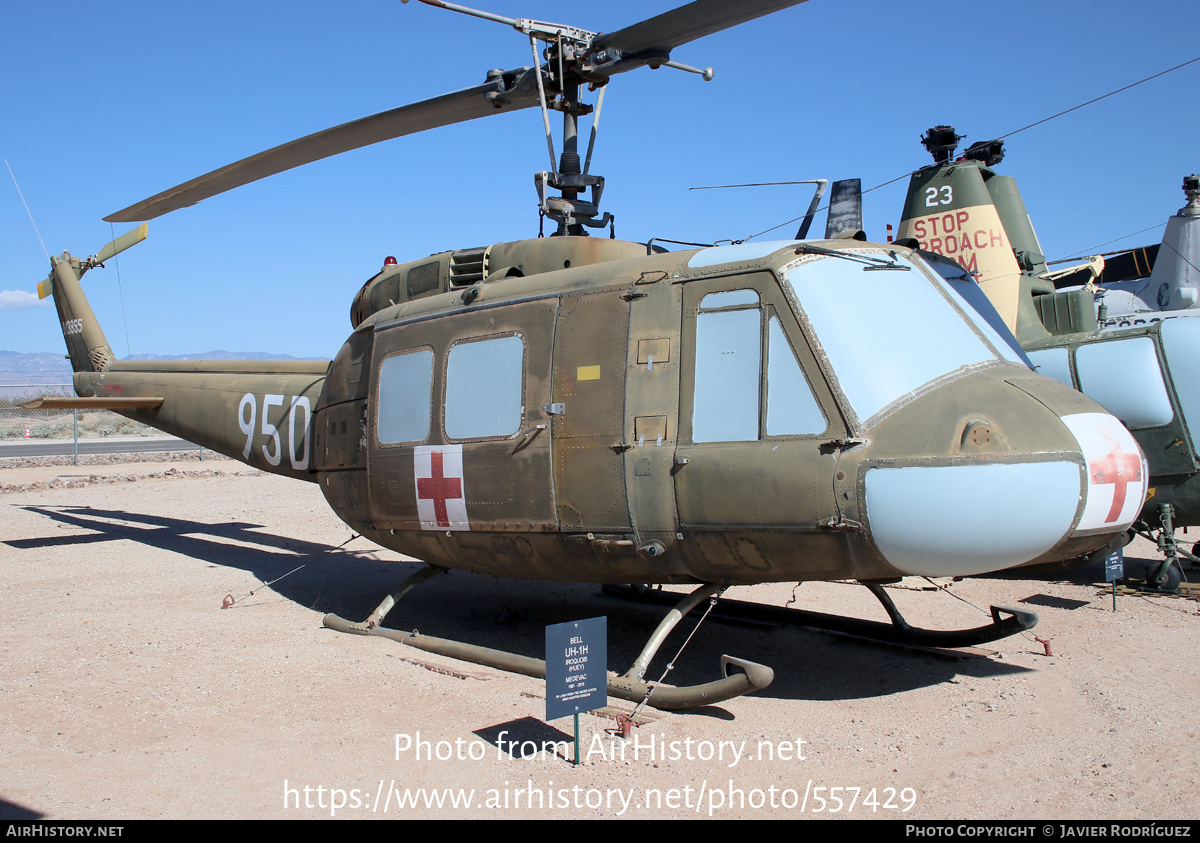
[784, 252, 998, 423]
[918, 251, 1033, 367]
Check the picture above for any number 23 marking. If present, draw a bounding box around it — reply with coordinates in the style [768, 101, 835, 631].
[925, 185, 953, 207]
[238, 393, 311, 470]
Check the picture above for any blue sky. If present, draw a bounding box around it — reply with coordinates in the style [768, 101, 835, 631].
[2, 0, 1198, 358]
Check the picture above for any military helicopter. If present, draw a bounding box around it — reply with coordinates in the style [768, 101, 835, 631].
[1049, 175, 1200, 328]
[895, 127, 1199, 591]
[30, 4, 1149, 710]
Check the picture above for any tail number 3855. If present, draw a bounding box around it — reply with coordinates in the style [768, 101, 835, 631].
[238, 393, 312, 470]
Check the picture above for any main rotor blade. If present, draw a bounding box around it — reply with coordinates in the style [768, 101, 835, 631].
[591, 0, 811, 55]
[105, 77, 539, 222]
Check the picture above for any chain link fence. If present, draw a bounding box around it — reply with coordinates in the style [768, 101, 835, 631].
[0, 383, 202, 463]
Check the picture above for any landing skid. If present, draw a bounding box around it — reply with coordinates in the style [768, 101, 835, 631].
[322, 568, 774, 711]
[604, 582, 1038, 650]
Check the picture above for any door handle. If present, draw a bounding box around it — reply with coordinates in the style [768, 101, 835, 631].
[512, 423, 547, 453]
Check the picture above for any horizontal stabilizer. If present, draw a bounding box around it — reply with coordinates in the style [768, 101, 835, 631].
[23, 396, 165, 410]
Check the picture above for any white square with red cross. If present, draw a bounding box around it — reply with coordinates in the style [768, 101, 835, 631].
[1061, 413, 1148, 533]
[414, 444, 470, 531]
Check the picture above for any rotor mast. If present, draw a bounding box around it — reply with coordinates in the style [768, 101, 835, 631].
[537, 61, 609, 237]
[416, 0, 720, 236]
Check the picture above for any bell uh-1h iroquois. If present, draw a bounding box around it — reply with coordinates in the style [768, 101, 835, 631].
[895, 126, 1200, 592]
[31, 3, 1148, 710]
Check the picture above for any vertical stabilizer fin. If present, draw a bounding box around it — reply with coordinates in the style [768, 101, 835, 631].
[49, 253, 115, 373]
[42, 225, 148, 373]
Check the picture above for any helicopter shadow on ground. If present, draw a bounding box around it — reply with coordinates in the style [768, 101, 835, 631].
[7, 503, 1031, 707]
[5, 503, 404, 613]
[0, 797, 43, 821]
[710, 615, 1033, 707]
[304, 549, 1040, 708]
[324, 570, 1034, 709]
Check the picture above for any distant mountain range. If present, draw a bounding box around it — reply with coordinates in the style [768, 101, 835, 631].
[0, 350, 326, 386]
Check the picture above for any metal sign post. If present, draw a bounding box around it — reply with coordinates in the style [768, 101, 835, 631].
[545, 617, 607, 766]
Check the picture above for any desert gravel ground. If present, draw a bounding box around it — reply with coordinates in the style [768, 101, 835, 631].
[1, 454, 1197, 820]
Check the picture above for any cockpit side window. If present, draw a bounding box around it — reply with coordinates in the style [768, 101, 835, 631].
[766, 316, 827, 435]
[692, 289, 827, 443]
[1075, 336, 1174, 429]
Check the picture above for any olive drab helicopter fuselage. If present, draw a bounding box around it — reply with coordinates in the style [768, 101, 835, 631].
[31, 3, 1149, 709]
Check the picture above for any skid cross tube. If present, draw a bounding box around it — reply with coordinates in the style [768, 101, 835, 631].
[322, 569, 773, 711]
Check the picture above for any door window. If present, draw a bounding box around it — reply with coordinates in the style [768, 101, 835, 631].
[377, 348, 433, 444]
[692, 290, 826, 442]
[766, 316, 826, 435]
[445, 334, 525, 439]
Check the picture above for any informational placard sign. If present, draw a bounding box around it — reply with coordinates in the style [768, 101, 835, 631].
[1104, 548, 1124, 582]
[545, 617, 607, 722]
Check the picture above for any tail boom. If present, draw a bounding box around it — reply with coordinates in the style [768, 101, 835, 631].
[73, 362, 329, 481]
[41, 229, 329, 481]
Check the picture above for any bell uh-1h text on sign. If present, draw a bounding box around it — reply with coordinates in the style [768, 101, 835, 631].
[545, 617, 607, 722]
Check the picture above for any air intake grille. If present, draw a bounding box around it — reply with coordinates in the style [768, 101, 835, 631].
[449, 246, 488, 286]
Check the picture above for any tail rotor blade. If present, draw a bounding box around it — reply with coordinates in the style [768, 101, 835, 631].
[94, 223, 149, 264]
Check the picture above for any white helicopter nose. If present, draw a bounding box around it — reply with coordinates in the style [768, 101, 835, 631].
[863, 411, 1146, 578]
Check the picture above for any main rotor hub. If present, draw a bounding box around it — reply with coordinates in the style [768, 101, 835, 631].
[416, 0, 723, 236]
[921, 125, 964, 164]
[1183, 174, 1200, 216]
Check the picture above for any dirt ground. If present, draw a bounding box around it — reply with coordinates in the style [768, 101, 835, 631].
[1, 455, 1197, 820]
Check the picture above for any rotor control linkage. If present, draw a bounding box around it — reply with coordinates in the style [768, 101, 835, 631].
[407, 0, 752, 235]
[605, 582, 1038, 649]
[323, 569, 773, 711]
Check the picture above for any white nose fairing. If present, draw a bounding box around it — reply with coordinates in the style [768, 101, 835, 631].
[864, 412, 1145, 577]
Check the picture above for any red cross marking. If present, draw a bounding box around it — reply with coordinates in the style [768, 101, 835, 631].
[1089, 429, 1142, 523]
[417, 450, 462, 528]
